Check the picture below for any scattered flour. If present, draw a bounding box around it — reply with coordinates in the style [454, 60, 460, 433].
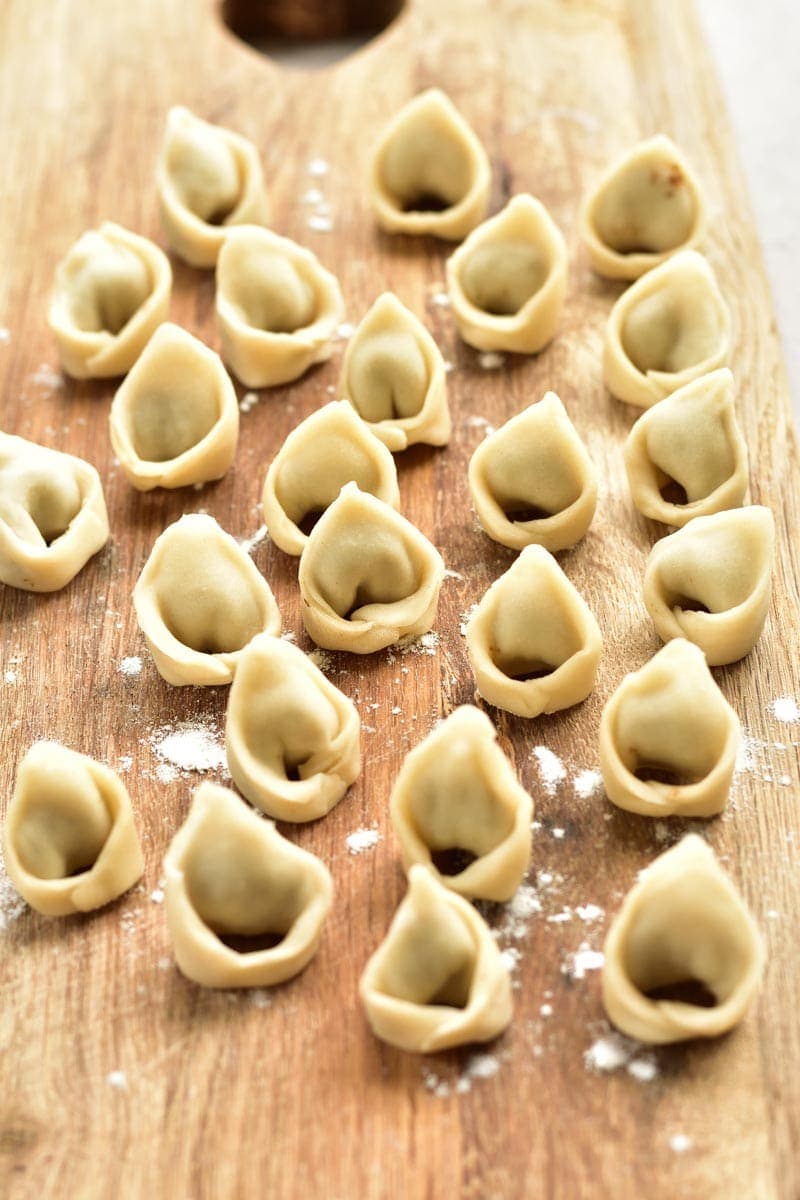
[308, 648, 335, 672]
[4, 670, 17, 685]
[0, 327, 10, 343]
[301, 187, 323, 205]
[499, 884, 542, 939]
[551, 827, 566, 840]
[669, 1133, 692, 1154]
[307, 157, 329, 177]
[532, 746, 567, 795]
[478, 351, 505, 370]
[459, 604, 478, 636]
[424, 1052, 502, 1098]
[573, 769, 602, 800]
[251, 989, 272, 1009]
[307, 213, 333, 233]
[769, 696, 800, 724]
[239, 391, 260, 414]
[151, 719, 228, 779]
[0, 860, 26, 931]
[443, 568, 464, 581]
[345, 828, 380, 855]
[396, 631, 440, 657]
[563, 944, 605, 980]
[430, 291, 450, 308]
[119, 656, 142, 677]
[238, 524, 269, 555]
[150, 888, 165, 904]
[117, 755, 133, 773]
[337, 321, 356, 340]
[575, 904, 604, 923]
[584, 1029, 658, 1081]
[30, 363, 63, 390]
[106, 1070, 128, 1090]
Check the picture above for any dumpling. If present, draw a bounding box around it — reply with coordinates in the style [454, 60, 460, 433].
[48, 222, 171, 379]
[390, 705, 532, 902]
[446, 194, 568, 353]
[0, 432, 109, 592]
[157, 106, 269, 268]
[580, 135, 706, 280]
[216, 225, 344, 388]
[359, 865, 512, 1052]
[262, 400, 400, 555]
[604, 250, 730, 407]
[466, 545, 602, 718]
[368, 88, 491, 241]
[163, 782, 333, 988]
[225, 634, 360, 823]
[337, 293, 450, 451]
[624, 368, 748, 526]
[134, 513, 281, 685]
[599, 639, 739, 818]
[643, 506, 774, 665]
[298, 482, 444, 653]
[602, 835, 764, 1043]
[2, 742, 143, 917]
[468, 391, 597, 551]
[109, 323, 239, 491]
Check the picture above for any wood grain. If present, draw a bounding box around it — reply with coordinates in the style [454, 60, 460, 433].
[1, 2, 799, 1197]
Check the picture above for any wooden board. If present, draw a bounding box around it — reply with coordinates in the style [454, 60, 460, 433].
[1, 2, 799, 1196]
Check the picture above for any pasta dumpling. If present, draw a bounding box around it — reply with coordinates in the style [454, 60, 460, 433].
[48, 222, 171, 379]
[624, 368, 748, 526]
[225, 634, 360, 823]
[643, 505, 774, 665]
[109, 323, 239, 491]
[390, 705, 532, 902]
[216, 225, 344, 388]
[2, 742, 143, 917]
[603, 835, 764, 1043]
[338, 293, 450, 451]
[604, 250, 730, 408]
[262, 400, 400, 555]
[298, 482, 444, 654]
[134, 513, 281, 685]
[157, 106, 269, 268]
[0, 432, 109, 592]
[446, 194, 568, 354]
[359, 865, 512, 1052]
[468, 391, 597, 551]
[368, 88, 491, 241]
[466, 545, 602, 718]
[580, 135, 706, 280]
[599, 639, 740, 818]
[163, 782, 333, 988]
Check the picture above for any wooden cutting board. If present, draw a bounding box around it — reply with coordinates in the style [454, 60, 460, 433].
[1, 2, 798, 1197]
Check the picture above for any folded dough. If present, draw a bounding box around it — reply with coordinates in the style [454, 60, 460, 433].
[599, 639, 739, 818]
[604, 250, 730, 408]
[468, 391, 597, 551]
[225, 634, 360, 823]
[368, 88, 491, 240]
[624, 368, 749, 526]
[603, 835, 764, 1043]
[216, 225, 344, 388]
[262, 400, 400, 555]
[390, 706, 532, 902]
[466, 545, 602, 718]
[643, 505, 774, 665]
[0, 432, 109, 592]
[163, 782, 333, 988]
[337, 293, 451, 451]
[446, 194, 568, 353]
[298, 482, 444, 653]
[359, 865, 512, 1052]
[580, 135, 706, 280]
[157, 106, 269, 268]
[109, 323, 239, 491]
[134, 513, 281, 685]
[48, 222, 171, 378]
[2, 742, 143, 917]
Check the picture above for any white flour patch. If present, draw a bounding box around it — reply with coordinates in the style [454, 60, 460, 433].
[119, 656, 142, 677]
[238, 524, 269, 555]
[0, 327, 10, 343]
[239, 391, 260, 414]
[584, 1028, 658, 1081]
[345, 828, 380, 855]
[459, 604, 478, 636]
[396, 631, 440, 657]
[573, 769, 602, 799]
[478, 351, 505, 370]
[150, 888, 164, 904]
[769, 696, 800, 724]
[106, 1070, 128, 1090]
[150, 719, 228, 778]
[30, 363, 63, 390]
[0, 859, 26, 931]
[307, 213, 333, 233]
[337, 321, 355, 340]
[4, 670, 17, 685]
[575, 903, 604, 923]
[563, 943, 605, 980]
[669, 1133, 692, 1154]
[308, 648, 335, 672]
[307, 157, 329, 177]
[301, 187, 323, 205]
[251, 989, 272, 1009]
[532, 746, 567, 795]
[430, 290, 450, 308]
[499, 884, 543, 939]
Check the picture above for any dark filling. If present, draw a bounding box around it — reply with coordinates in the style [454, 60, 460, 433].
[430, 847, 478, 877]
[672, 594, 711, 614]
[216, 930, 286, 954]
[504, 502, 553, 524]
[632, 764, 686, 787]
[659, 478, 689, 506]
[645, 978, 717, 1008]
[297, 508, 326, 537]
[402, 192, 452, 213]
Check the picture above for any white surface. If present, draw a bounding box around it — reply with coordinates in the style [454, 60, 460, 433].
[698, 0, 800, 428]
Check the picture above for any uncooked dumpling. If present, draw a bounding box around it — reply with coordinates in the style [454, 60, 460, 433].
[466, 545, 602, 718]
[2, 742, 143, 917]
[643, 505, 774, 665]
[0, 432, 109, 592]
[338, 293, 450, 451]
[599, 639, 740, 818]
[624, 368, 748, 526]
[134, 513, 281, 685]
[446, 194, 568, 353]
[48, 222, 171, 378]
[390, 706, 532, 902]
[216, 225, 344, 388]
[603, 835, 764, 1043]
[157, 106, 269, 268]
[368, 89, 491, 241]
[163, 782, 333, 988]
[109, 323, 239, 491]
[262, 400, 400, 555]
[468, 391, 597, 551]
[359, 865, 512, 1052]
[225, 634, 360, 823]
[298, 482, 444, 653]
[604, 250, 730, 407]
[580, 135, 706, 279]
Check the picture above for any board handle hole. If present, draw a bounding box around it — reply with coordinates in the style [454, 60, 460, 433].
[221, 0, 405, 67]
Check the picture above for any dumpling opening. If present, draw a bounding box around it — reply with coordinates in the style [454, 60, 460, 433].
[225, 247, 317, 333]
[594, 159, 695, 255]
[23, 478, 82, 546]
[615, 703, 730, 787]
[459, 241, 548, 316]
[656, 474, 690, 507]
[14, 781, 112, 881]
[374, 945, 475, 1010]
[621, 287, 724, 376]
[167, 125, 242, 226]
[275, 445, 387, 530]
[379, 120, 476, 217]
[345, 330, 429, 423]
[238, 668, 342, 783]
[317, 539, 420, 621]
[644, 978, 717, 1007]
[127, 380, 220, 462]
[429, 847, 479, 876]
